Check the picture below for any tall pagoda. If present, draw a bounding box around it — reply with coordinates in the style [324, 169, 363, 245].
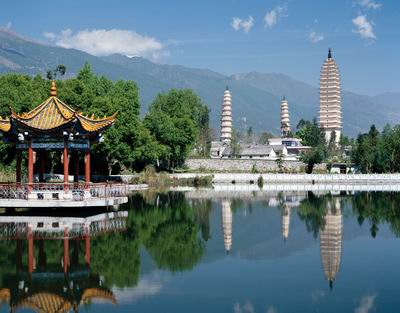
[280, 96, 291, 137]
[0, 81, 116, 199]
[220, 86, 233, 144]
[319, 48, 342, 144]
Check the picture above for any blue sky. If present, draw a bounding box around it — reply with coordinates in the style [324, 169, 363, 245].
[0, 0, 399, 95]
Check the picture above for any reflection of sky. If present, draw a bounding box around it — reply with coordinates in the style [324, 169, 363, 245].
[107, 195, 400, 313]
[10, 194, 396, 313]
[112, 271, 169, 304]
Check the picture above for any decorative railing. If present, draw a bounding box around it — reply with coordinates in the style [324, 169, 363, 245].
[0, 182, 128, 201]
[0, 211, 128, 239]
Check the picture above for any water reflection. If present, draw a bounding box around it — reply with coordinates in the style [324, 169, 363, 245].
[0, 191, 400, 312]
[319, 198, 342, 290]
[221, 199, 232, 254]
[0, 211, 127, 312]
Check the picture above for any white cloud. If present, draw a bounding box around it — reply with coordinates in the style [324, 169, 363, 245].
[352, 15, 376, 39]
[231, 16, 254, 33]
[356, 0, 382, 9]
[264, 4, 288, 28]
[355, 294, 377, 313]
[43, 28, 166, 61]
[308, 31, 324, 43]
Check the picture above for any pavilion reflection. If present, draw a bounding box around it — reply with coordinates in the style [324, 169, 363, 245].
[0, 211, 128, 312]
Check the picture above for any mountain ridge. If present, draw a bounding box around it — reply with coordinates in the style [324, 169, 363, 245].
[0, 28, 398, 137]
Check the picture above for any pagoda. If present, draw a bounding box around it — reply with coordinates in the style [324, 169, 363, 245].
[280, 96, 291, 137]
[319, 48, 342, 143]
[220, 86, 233, 144]
[0, 81, 118, 203]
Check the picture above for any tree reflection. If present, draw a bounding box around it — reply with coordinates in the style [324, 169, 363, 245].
[297, 191, 400, 239]
[297, 192, 328, 238]
[129, 192, 206, 272]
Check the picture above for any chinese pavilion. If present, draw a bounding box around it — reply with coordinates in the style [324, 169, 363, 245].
[0, 81, 116, 200]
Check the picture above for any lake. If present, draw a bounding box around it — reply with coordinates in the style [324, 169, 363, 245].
[0, 189, 400, 312]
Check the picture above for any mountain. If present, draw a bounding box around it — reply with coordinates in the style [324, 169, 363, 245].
[0, 28, 398, 137]
[231, 72, 397, 135]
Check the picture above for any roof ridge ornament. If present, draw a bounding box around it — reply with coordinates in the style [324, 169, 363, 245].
[50, 80, 57, 97]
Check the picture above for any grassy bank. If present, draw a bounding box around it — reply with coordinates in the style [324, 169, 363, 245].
[131, 166, 213, 188]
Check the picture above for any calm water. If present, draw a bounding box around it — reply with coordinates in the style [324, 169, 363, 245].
[1, 190, 400, 312]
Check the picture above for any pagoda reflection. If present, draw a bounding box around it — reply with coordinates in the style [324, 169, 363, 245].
[0, 211, 128, 312]
[319, 198, 342, 290]
[221, 199, 232, 254]
[281, 204, 291, 241]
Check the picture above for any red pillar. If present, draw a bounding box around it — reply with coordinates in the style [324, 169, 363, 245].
[85, 235, 91, 266]
[74, 152, 79, 183]
[63, 228, 69, 274]
[63, 141, 69, 192]
[16, 150, 22, 184]
[85, 149, 90, 188]
[16, 239, 22, 271]
[28, 226, 34, 274]
[28, 142, 34, 192]
[39, 239, 46, 269]
[39, 151, 45, 183]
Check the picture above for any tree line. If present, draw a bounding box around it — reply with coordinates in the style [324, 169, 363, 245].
[0, 64, 211, 174]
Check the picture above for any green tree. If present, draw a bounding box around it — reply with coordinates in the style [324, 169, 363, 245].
[300, 145, 327, 174]
[296, 118, 327, 173]
[295, 118, 325, 147]
[258, 132, 274, 144]
[144, 89, 209, 169]
[275, 152, 284, 173]
[0, 65, 166, 173]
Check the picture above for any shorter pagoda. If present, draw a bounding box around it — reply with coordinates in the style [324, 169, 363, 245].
[0, 81, 117, 201]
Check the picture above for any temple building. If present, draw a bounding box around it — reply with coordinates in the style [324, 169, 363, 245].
[0, 81, 125, 207]
[319, 197, 342, 290]
[280, 96, 291, 137]
[319, 48, 342, 144]
[210, 87, 233, 158]
[221, 199, 233, 253]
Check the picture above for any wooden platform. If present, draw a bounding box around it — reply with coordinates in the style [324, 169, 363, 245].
[0, 182, 130, 208]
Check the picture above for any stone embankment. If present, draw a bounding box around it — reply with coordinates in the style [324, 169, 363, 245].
[185, 158, 326, 172]
[171, 173, 400, 184]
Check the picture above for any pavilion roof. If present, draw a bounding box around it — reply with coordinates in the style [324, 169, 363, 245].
[1, 81, 116, 134]
[10, 288, 116, 312]
[11, 292, 72, 313]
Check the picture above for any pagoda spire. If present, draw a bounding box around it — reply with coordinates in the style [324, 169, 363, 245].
[328, 48, 332, 59]
[50, 80, 57, 97]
